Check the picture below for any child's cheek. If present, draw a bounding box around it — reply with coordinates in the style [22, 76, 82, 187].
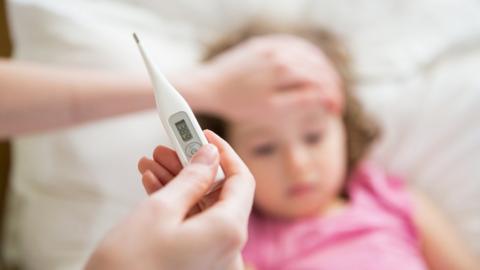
[247, 160, 288, 214]
[314, 118, 348, 196]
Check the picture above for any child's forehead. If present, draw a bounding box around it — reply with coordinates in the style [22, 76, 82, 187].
[231, 107, 328, 137]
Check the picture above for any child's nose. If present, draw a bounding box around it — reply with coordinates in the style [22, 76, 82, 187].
[283, 145, 312, 182]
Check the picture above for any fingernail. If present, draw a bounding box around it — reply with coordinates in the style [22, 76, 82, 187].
[191, 144, 217, 165]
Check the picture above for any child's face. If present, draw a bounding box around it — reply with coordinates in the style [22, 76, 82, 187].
[229, 107, 347, 219]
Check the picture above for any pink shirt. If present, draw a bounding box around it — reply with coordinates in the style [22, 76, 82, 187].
[242, 164, 427, 270]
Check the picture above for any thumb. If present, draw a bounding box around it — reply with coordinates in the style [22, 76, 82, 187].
[150, 144, 219, 221]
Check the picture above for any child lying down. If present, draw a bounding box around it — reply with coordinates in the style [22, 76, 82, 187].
[138, 23, 479, 270]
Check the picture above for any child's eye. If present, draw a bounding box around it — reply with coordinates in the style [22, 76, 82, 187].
[252, 143, 277, 156]
[304, 132, 323, 145]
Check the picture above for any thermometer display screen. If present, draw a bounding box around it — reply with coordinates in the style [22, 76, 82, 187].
[175, 120, 193, 142]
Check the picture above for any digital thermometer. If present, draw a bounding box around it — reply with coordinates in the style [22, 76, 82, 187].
[133, 33, 225, 191]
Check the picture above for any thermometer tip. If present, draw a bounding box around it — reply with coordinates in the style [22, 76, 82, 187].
[133, 32, 139, 44]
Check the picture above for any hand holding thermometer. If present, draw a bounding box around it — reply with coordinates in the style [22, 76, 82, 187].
[133, 33, 225, 191]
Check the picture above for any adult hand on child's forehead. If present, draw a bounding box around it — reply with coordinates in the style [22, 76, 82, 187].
[198, 34, 342, 121]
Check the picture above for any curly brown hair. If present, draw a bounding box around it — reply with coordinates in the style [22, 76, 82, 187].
[197, 22, 379, 176]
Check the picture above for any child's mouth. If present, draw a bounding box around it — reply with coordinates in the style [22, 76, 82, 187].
[287, 183, 316, 197]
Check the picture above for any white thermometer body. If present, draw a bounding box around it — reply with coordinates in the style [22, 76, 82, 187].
[133, 33, 225, 190]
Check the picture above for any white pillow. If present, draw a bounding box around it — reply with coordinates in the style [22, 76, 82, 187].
[266, 0, 480, 252]
[361, 49, 480, 254]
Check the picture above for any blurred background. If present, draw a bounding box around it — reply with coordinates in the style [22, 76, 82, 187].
[0, 0, 479, 269]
